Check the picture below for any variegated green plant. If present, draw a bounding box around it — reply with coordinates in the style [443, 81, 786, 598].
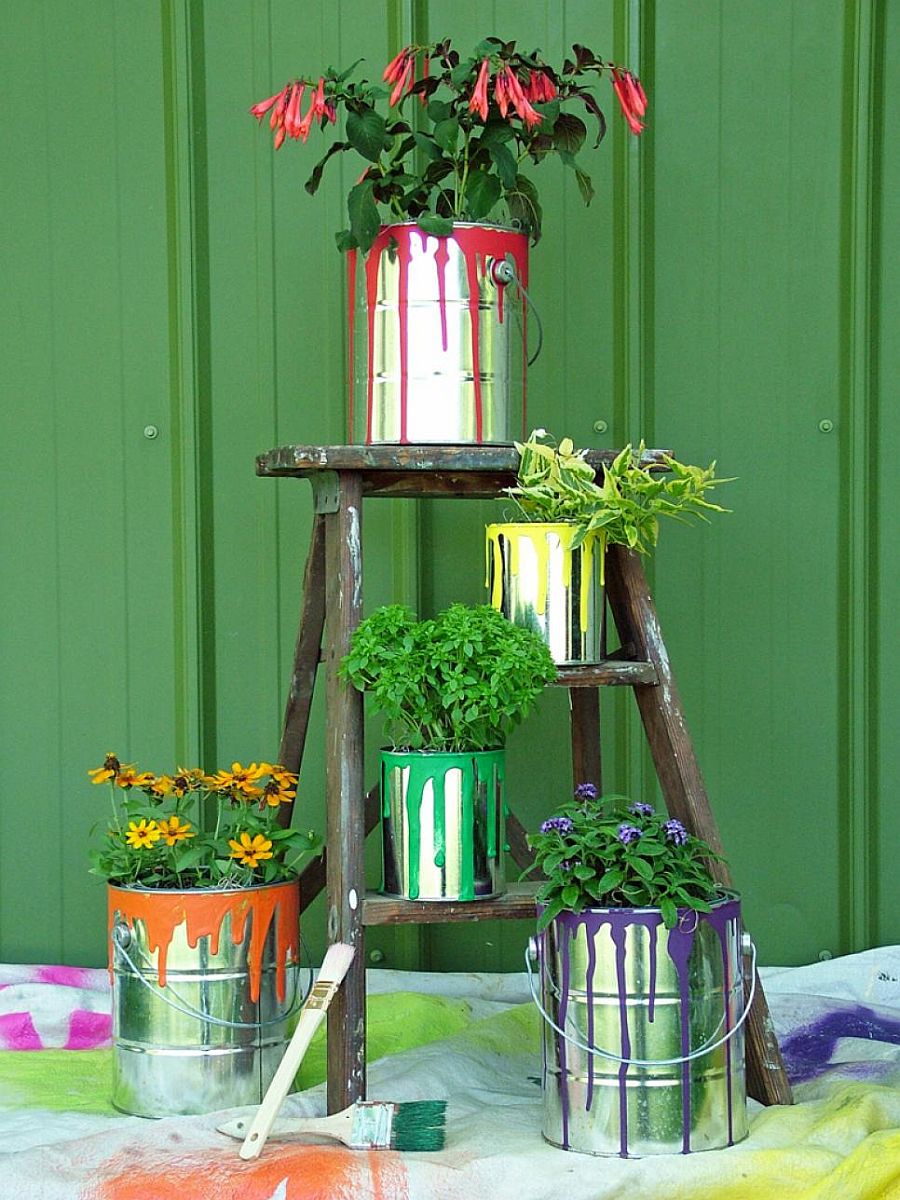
[503, 430, 731, 575]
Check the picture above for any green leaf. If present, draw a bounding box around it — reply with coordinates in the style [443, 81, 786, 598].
[346, 107, 386, 162]
[413, 131, 443, 161]
[304, 141, 349, 196]
[450, 60, 474, 89]
[631, 856, 654, 882]
[432, 118, 460, 153]
[335, 228, 358, 252]
[416, 213, 454, 237]
[427, 99, 452, 123]
[488, 142, 518, 189]
[479, 120, 515, 148]
[347, 180, 380, 252]
[660, 896, 678, 928]
[464, 169, 502, 220]
[505, 173, 543, 241]
[575, 167, 595, 206]
[553, 112, 587, 155]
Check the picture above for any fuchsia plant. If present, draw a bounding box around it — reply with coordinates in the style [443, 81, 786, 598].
[250, 36, 647, 251]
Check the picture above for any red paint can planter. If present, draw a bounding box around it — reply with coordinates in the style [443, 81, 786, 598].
[347, 222, 528, 444]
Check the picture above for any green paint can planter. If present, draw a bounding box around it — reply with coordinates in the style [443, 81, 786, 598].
[380, 749, 506, 901]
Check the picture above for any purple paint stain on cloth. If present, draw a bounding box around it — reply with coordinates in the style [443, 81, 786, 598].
[65, 1009, 112, 1050]
[0, 1011, 44, 1050]
[780, 1005, 900, 1083]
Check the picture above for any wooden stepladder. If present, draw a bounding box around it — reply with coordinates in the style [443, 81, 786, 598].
[259, 444, 793, 1114]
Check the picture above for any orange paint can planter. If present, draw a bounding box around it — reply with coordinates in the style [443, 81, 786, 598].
[108, 879, 301, 1117]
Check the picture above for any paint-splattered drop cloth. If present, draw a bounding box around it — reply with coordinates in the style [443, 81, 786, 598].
[0, 951, 899, 1199]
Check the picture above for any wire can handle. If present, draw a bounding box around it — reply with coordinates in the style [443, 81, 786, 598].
[112, 920, 310, 1031]
[492, 255, 543, 367]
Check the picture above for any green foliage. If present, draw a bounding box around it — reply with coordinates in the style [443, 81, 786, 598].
[504, 430, 732, 563]
[529, 789, 724, 931]
[254, 37, 644, 250]
[339, 603, 556, 752]
[87, 758, 322, 890]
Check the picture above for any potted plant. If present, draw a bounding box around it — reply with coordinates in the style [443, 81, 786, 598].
[340, 602, 555, 901]
[486, 430, 730, 664]
[250, 38, 647, 445]
[88, 754, 321, 1117]
[526, 785, 751, 1157]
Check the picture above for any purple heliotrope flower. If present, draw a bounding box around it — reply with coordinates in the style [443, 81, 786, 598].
[574, 782, 598, 801]
[628, 801, 654, 818]
[540, 816, 574, 835]
[617, 823, 642, 844]
[560, 859, 575, 872]
[663, 819, 689, 846]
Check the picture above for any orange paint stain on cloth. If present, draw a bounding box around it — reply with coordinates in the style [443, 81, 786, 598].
[92, 1142, 409, 1200]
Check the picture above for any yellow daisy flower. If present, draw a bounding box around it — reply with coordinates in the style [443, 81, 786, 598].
[151, 775, 175, 797]
[88, 753, 121, 784]
[157, 816, 195, 846]
[269, 765, 299, 789]
[210, 762, 266, 800]
[115, 768, 155, 790]
[124, 819, 162, 850]
[262, 779, 296, 807]
[228, 831, 273, 868]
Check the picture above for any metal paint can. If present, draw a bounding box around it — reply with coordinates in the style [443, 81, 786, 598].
[348, 222, 528, 445]
[108, 879, 301, 1117]
[534, 893, 749, 1156]
[486, 523, 604, 665]
[381, 749, 505, 901]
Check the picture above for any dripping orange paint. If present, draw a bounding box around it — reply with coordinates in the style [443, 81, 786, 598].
[107, 879, 300, 1003]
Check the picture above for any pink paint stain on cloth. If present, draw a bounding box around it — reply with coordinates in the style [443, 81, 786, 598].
[35, 965, 100, 989]
[0, 1011, 44, 1050]
[66, 1009, 112, 1050]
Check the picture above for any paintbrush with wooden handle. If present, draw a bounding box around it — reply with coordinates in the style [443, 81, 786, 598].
[229, 940, 355, 1160]
[218, 1099, 447, 1151]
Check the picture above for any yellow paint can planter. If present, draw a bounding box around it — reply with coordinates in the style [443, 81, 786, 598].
[486, 523, 604, 665]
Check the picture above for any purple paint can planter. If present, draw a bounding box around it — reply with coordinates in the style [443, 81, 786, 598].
[531, 893, 750, 1157]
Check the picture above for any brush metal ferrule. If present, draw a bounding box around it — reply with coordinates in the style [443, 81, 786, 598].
[305, 978, 342, 1012]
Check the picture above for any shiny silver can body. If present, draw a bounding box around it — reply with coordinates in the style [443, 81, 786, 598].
[539, 895, 748, 1156]
[109, 881, 300, 1118]
[486, 523, 604, 665]
[349, 222, 527, 445]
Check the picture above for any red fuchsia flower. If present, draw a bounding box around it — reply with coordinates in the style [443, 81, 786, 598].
[501, 67, 542, 129]
[250, 87, 287, 121]
[493, 68, 510, 117]
[612, 68, 645, 134]
[269, 85, 291, 131]
[419, 53, 430, 105]
[323, 101, 338, 125]
[389, 54, 414, 106]
[525, 69, 556, 103]
[283, 83, 305, 140]
[296, 91, 318, 142]
[468, 57, 490, 121]
[382, 47, 411, 84]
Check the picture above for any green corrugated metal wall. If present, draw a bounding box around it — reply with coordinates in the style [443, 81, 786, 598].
[2, 0, 896, 971]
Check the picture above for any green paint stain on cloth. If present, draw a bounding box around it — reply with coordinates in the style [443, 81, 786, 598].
[0, 1049, 118, 1114]
[0, 993, 478, 1108]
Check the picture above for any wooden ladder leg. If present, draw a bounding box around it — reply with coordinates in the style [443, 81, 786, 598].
[322, 471, 366, 1112]
[570, 687, 602, 794]
[275, 515, 326, 832]
[605, 544, 793, 1107]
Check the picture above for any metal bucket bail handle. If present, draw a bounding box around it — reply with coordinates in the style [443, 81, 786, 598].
[111, 919, 311, 1031]
[525, 930, 758, 1068]
[492, 256, 543, 367]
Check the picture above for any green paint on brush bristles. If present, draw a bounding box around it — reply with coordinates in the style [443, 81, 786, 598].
[389, 1099, 448, 1151]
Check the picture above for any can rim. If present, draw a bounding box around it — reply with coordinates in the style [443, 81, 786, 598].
[107, 876, 300, 897]
[380, 745, 505, 757]
[539, 887, 741, 918]
[378, 219, 528, 236]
